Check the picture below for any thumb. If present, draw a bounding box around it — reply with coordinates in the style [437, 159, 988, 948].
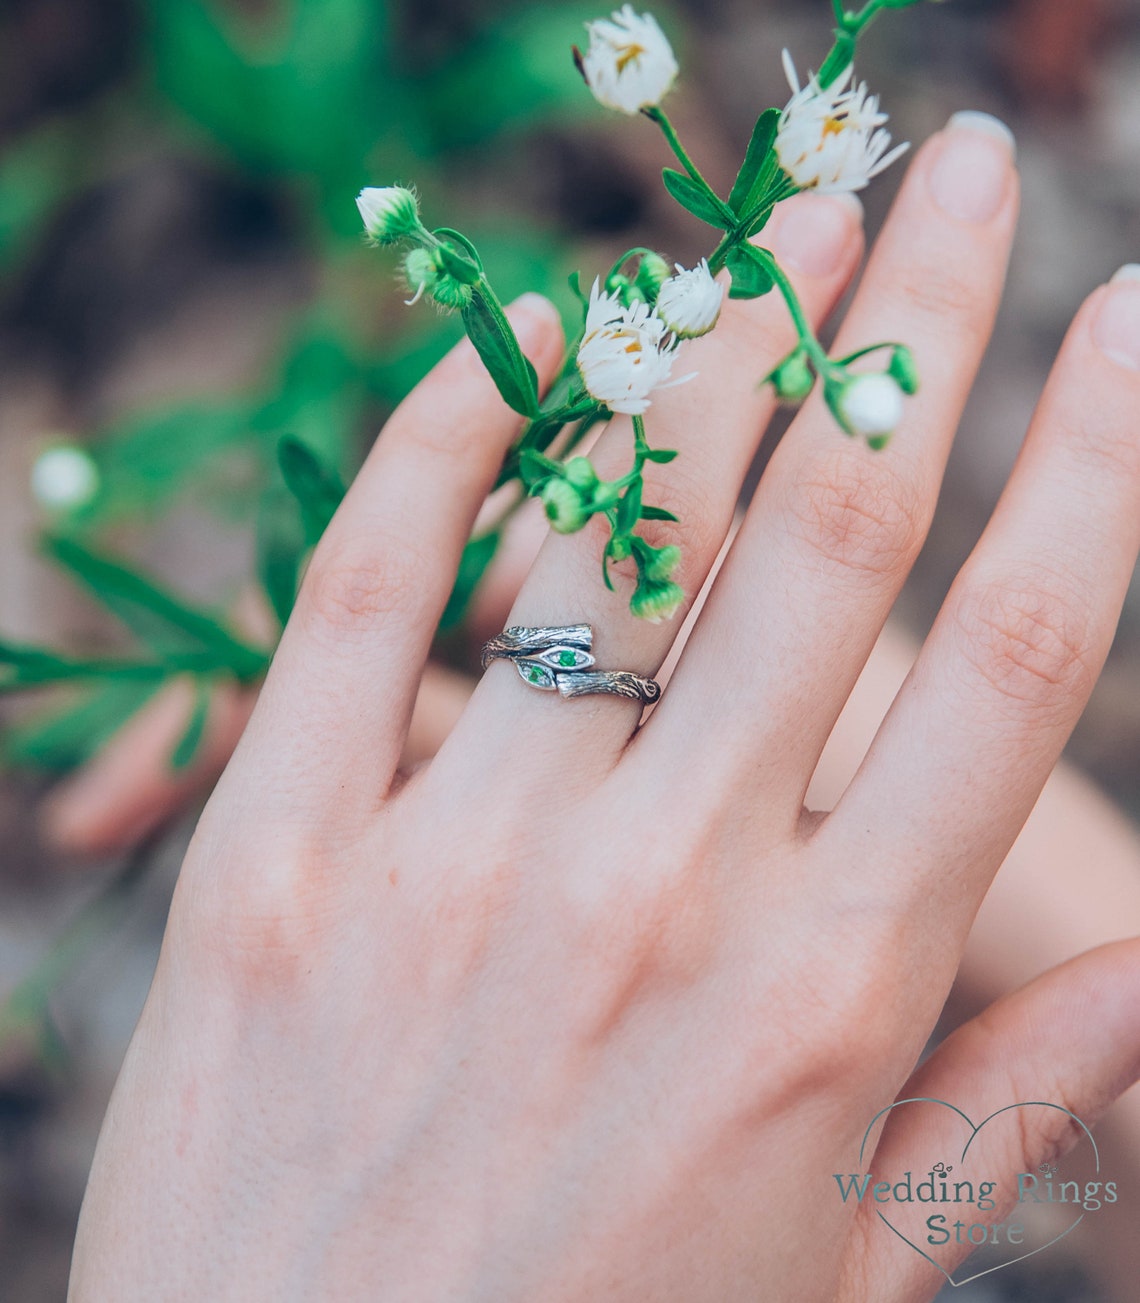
[838, 939, 1140, 1301]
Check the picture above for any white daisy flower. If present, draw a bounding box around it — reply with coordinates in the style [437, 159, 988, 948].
[775, 51, 909, 194]
[31, 445, 100, 511]
[580, 6, 678, 116]
[835, 373, 905, 438]
[655, 259, 723, 339]
[577, 279, 680, 415]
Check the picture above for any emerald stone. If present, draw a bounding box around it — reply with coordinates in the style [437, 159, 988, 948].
[559, 650, 577, 667]
[527, 665, 544, 682]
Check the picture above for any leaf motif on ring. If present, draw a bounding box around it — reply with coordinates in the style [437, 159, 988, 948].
[516, 660, 557, 690]
[531, 645, 596, 672]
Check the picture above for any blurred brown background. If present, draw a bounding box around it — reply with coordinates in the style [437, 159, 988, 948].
[2, 0, 1140, 1298]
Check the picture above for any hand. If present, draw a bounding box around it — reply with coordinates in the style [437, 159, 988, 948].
[70, 116, 1140, 1301]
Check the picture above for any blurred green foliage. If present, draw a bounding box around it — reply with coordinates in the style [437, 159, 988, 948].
[0, 0, 603, 771]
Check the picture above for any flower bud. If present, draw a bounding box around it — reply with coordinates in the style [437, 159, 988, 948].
[564, 457, 599, 492]
[403, 248, 438, 304]
[430, 273, 474, 311]
[356, 186, 422, 245]
[831, 372, 905, 442]
[635, 251, 672, 302]
[541, 478, 590, 534]
[644, 543, 681, 582]
[888, 344, 920, 395]
[769, 351, 815, 403]
[402, 247, 472, 311]
[578, 7, 678, 116]
[655, 259, 723, 339]
[630, 576, 684, 623]
[31, 445, 100, 511]
[608, 534, 633, 562]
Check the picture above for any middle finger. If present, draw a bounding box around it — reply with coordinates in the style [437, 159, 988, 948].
[638, 114, 1019, 824]
[436, 191, 865, 796]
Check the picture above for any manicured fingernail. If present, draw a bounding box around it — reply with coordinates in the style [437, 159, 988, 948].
[509, 292, 561, 342]
[1093, 272, 1140, 370]
[929, 112, 1015, 224]
[771, 192, 861, 278]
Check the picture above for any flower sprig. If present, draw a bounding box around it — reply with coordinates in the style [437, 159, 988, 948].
[358, 0, 944, 622]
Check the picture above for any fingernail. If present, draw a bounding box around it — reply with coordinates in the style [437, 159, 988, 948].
[508, 292, 561, 342]
[1093, 272, 1140, 370]
[771, 192, 861, 278]
[929, 112, 1015, 224]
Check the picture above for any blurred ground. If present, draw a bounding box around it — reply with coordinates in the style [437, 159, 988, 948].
[2, 0, 1140, 1298]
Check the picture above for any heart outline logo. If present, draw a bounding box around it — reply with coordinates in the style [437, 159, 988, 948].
[857, 1097, 1099, 1289]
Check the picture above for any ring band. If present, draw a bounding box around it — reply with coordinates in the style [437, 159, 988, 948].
[481, 625, 661, 704]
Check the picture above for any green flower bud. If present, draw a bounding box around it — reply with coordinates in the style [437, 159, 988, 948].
[608, 533, 633, 562]
[630, 577, 685, 623]
[769, 352, 815, 403]
[635, 251, 672, 301]
[541, 478, 589, 534]
[356, 186, 422, 245]
[888, 344, 920, 395]
[431, 273, 474, 311]
[564, 457, 599, 492]
[644, 543, 681, 583]
[403, 248, 438, 304]
[604, 272, 637, 305]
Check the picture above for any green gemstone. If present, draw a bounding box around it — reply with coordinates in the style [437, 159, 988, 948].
[527, 665, 544, 682]
[558, 650, 577, 667]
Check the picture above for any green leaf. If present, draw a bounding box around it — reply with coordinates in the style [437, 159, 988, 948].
[639, 505, 680, 522]
[461, 287, 541, 418]
[644, 447, 678, 464]
[728, 108, 780, 216]
[745, 204, 777, 238]
[277, 435, 346, 546]
[439, 532, 501, 631]
[616, 479, 643, 534]
[256, 486, 307, 627]
[3, 678, 160, 771]
[81, 404, 253, 525]
[170, 680, 211, 771]
[726, 244, 776, 301]
[43, 536, 267, 679]
[661, 170, 735, 230]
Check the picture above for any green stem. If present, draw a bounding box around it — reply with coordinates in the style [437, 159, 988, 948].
[631, 414, 651, 464]
[645, 106, 714, 190]
[606, 247, 660, 285]
[748, 248, 835, 374]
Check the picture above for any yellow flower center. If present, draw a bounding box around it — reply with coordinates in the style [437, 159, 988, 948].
[615, 42, 646, 74]
[823, 116, 846, 137]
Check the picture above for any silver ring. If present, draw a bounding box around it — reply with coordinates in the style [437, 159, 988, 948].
[481, 625, 661, 704]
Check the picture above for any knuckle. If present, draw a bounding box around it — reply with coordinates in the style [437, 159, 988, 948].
[896, 267, 982, 322]
[300, 537, 420, 638]
[175, 845, 341, 996]
[950, 569, 1097, 715]
[785, 450, 926, 580]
